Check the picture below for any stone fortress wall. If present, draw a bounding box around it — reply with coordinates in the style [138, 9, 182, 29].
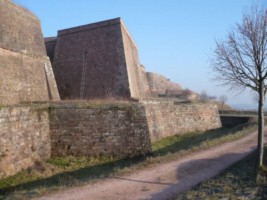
[46, 18, 150, 100]
[0, 102, 221, 179]
[120, 20, 151, 99]
[45, 18, 189, 101]
[0, 0, 60, 104]
[0, 0, 222, 179]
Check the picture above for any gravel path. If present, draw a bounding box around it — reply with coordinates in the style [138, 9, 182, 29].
[37, 128, 266, 200]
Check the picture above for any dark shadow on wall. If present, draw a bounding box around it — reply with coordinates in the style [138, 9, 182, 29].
[220, 115, 256, 128]
[149, 150, 257, 200]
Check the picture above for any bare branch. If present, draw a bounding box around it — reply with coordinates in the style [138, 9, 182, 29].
[211, 6, 267, 94]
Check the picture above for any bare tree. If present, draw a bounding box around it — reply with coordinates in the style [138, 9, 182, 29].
[200, 90, 209, 103]
[219, 95, 228, 110]
[211, 7, 267, 168]
[209, 96, 217, 101]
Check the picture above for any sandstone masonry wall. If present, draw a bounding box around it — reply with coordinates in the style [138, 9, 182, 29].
[0, 48, 59, 104]
[0, 0, 46, 55]
[0, 105, 51, 179]
[121, 21, 148, 99]
[0, 101, 222, 179]
[146, 72, 182, 96]
[49, 103, 151, 158]
[0, 0, 60, 104]
[141, 100, 222, 142]
[46, 18, 151, 101]
[52, 18, 131, 100]
[44, 37, 57, 62]
[138, 66, 151, 98]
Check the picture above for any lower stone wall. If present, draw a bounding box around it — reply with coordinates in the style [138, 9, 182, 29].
[49, 102, 151, 158]
[141, 100, 222, 142]
[0, 101, 222, 179]
[0, 105, 51, 179]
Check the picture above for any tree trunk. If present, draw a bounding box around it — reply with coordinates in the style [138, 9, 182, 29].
[258, 87, 265, 168]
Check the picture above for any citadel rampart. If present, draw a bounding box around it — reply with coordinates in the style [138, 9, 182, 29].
[120, 21, 151, 98]
[0, 0, 60, 104]
[0, 1, 223, 181]
[45, 18, 200, 101]
[47, 18, 150, 100]
[0, 0, 45, 55]
[0, 102, 221, 179]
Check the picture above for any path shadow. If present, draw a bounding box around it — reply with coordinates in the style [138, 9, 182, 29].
[149, 148, 257, 200]
[111, 177, 173, 186]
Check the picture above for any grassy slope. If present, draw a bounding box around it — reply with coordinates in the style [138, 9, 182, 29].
[176, 149, 267, 200]
[0, 124, 256, 200]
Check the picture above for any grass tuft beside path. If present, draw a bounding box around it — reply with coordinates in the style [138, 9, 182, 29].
[176, 146, 267, 200]
[0, 123, 256, 200]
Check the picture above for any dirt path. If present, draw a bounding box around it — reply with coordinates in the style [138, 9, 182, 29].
[37, 128, 267, 200]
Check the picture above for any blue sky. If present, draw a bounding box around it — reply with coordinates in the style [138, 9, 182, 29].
[13, 0, 267, 107]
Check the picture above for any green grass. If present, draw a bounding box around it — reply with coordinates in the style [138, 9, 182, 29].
[176, 147, 267, 200]
[0, 123, 256, 200]
[152, 123, 255, 158]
